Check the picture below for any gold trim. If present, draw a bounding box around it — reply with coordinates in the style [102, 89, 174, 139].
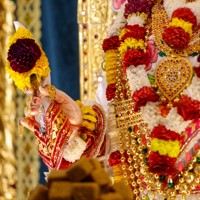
[78, 0, 116, 101]
[15, 0, 42, 199]
[0, 0, 16, 200]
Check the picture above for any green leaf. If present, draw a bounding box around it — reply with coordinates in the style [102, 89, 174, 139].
[147, 74, 155, 84]
[190, 52, 198, 57]
[159, 51, 166, 57]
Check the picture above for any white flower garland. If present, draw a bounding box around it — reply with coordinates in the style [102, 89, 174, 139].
[126, 65, 151, 94]
[62, 135, 87, 163]
[184, 75, 200, 101]
[164, 0, 186, 18]
[108, 3, 126, 37]
[140, 102, 161, 131]
[164, 0, 200, 24]
[161, 108, 192, 134]
[127, 14, 145, 26]
[140, 102, 192, 134]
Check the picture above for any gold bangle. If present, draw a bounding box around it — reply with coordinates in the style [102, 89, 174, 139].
[46, 84, 56, 101]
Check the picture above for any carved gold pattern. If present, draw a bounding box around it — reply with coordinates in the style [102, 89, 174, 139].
[78, 0, 116, 101]
[155, 57, 193, 103]
[15, 0, 41, 199]
[152, 3, 200, 57]
[0, 1, 16, 200]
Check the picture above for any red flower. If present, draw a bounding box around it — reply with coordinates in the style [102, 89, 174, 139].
[194, 66, 200, 78]
[123, 49, 148, 70]
[172, 8, 197, 30]
[175, 95, 200, 120]
[109, 151, 122, 166]
[121, 25, 146, 41]
[148, 152, 177, 176]
[109, 151, 129, 166]
[102, 36, 120, 52]
[7, 38, 41, 73]
[132, 86, 159, 111]
[151, 125, 181, 141]
[106, 84, 116, 100]
[162, 27, 190, 50]
[124, 0, 154, 19]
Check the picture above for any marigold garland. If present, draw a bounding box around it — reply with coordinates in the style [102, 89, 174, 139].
[76, 101, 97, 131]
[169, 18, 193, 35]
[119, 38, 145, 55]
[172, 7, 197, 30]
[6, 27, 50, 91]
[151, 138, 180, 158]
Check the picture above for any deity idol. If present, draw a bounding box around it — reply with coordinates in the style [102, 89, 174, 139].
[101, 0, 200, 199]
[6, 0, 200, 199]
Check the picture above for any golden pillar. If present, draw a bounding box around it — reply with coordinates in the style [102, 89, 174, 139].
[0, 0, 16, 200]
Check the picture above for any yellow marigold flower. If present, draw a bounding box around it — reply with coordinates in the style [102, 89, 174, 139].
[169, 18, 193, 35]
[107, 74, 117, 85]
[81, 106, 96, 116]
[151, 138, 180, 158]
[7, 27, 33, 48]
[6, 27, 50, 91]
[106, 69, 117, 78]
[119, 27, 129, 40]
[105, 50, 119, 58]
[82, 120, 96, 131]
[140, 12, 148, 21]
[105, 63, 118, 71]
[82, 114, 97, 123]
[119, 38, 145, 55]
[76, 100, 83, 108]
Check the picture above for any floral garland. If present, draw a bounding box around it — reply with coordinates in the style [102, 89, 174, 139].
[129, 1, 200, 179]
[103, 0, 200, 192]
[6, 27, 50, 91]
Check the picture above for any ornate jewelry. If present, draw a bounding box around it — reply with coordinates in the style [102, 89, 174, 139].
[152, 3, 200, 57]
[154, 57, 193, 107]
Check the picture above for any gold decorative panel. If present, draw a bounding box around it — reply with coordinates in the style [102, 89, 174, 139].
[15, 0, 41, 199]
[0, 0, 16, 200]
[78, 0, 116, 101]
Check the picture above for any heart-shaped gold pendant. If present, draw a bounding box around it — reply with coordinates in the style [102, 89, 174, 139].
[155, 57, 193, 102]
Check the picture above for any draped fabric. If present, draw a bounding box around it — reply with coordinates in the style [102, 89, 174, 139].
[40, 0, 79, 183]
[41, 0, 79, 99]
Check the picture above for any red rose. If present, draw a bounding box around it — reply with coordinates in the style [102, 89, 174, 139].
[102, 36, 120, 52]
[151, 125, 181, 141]
[162, 27, 190, 50]
[148, 152, 177, 176]
[175, 95, 200, 120]
[123, 49, 148, 70]
[172, 8, 197, 30]
[106, 84, 116, 100]
[121, 25, 146, 41]
[7, 38, 41, 73]
[194, 66, 200, 78]
[132, 86, 159, 111]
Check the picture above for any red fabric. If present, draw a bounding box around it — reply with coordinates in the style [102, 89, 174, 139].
[34, 101, 73, 169]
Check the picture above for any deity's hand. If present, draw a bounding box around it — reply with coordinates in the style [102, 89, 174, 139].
[20, 84, 82, 132]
